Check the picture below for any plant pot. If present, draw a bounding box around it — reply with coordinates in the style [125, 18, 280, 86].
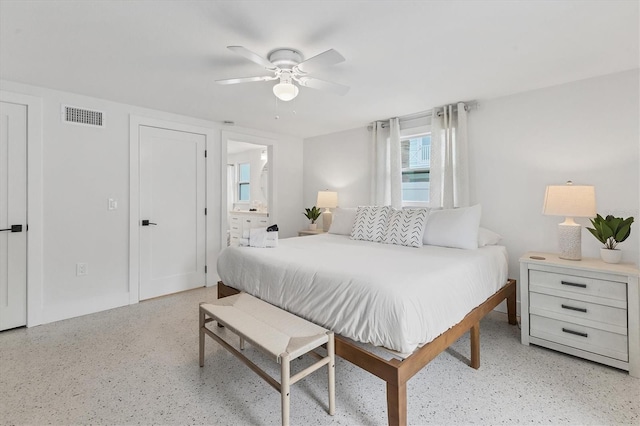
[600, 248, 622, 264]
[308, 223, 317, 231]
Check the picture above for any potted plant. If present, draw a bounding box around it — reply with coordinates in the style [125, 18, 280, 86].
[303, 206, 322, 231]
[586, 214, 634, 264]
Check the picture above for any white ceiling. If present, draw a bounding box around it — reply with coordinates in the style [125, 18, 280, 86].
[1, 0, 638, 139]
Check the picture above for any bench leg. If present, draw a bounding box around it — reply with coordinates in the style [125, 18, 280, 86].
[327, 332, 335, 416]
[281, 354, 291, 426]
[199, 305, 205, 367]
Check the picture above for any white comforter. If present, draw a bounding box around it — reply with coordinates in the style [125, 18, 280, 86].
[216, 234, 508, 354]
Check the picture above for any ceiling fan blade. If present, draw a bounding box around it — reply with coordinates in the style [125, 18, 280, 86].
[227, 46, 276, 70]
[297, 76, 350, 96]
[296, 49, 345, 73]
[216, 75, 275, 85]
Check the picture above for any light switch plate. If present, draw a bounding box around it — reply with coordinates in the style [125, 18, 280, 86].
[108, 198, 117, 210]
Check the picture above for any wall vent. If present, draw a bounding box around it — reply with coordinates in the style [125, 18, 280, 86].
[61, 105, 105, 127]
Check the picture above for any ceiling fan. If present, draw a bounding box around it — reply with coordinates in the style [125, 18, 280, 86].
[216, 46, 349, 101]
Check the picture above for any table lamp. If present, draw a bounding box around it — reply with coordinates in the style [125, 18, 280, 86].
[317, 190, 338, 232]
[542, 181, 596, 260]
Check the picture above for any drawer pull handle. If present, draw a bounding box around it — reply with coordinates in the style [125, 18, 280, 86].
[561, 280, 587, 288]
[562, 328, 588, 338]
[561, 304, 587, 313]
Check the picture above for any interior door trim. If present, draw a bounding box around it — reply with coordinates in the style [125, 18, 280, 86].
[129, 116, 219, 305]
[0, 91, 44, 327]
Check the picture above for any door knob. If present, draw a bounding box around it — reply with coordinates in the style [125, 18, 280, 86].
[141, 220, 157, 226]
[0, 224, 22, 232]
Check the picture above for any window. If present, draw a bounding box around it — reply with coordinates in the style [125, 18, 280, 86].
[238, 163, 250, 202]
[401, 134, 430, 205]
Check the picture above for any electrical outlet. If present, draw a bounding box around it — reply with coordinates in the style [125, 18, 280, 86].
[76, 263, 88, 276]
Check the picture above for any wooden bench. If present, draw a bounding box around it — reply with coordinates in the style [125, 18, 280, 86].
[199, 293, 335, 426]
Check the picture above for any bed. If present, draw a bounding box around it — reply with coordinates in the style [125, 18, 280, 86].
[216, 233, 517, 425]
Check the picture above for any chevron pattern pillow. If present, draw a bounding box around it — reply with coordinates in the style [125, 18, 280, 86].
[382, 208, 429, 248]
[350, 206, 391, 242]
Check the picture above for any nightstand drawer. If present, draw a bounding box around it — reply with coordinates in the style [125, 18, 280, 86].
[529, 292, 627, 334]
[529, 270, 627, 305]
[530, 315, 628, 362]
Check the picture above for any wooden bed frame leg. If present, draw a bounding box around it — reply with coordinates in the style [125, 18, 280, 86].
[386, 380, 407, 426]
[470, 323, 480, 369]
[507, 280, 517, 325]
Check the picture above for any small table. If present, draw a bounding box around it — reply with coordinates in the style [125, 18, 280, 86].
[298, 229, 326, 236]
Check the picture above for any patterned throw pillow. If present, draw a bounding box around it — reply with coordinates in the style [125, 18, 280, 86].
[350, 206, 391, 242]
[383, 208, 429, 248]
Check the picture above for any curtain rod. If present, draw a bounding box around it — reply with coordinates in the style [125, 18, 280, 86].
[371, 100, 478, 129]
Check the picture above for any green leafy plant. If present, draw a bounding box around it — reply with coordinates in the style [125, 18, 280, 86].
[303, 206, 322, 224]
[586, 214, 634, 249]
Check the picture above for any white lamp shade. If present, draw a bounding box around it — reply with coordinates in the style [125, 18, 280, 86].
[273, 82, 299, 101]
[316, 191, 338, 209]
[542, 184, 596, 218]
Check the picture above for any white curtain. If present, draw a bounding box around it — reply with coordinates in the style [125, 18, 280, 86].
[371, 118, 402, 208]
[429, 102, 469, 208]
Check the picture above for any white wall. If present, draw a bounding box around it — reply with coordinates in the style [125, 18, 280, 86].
[303, 127, 371, 228]
[303, 70, 640, 283]
[471, 69, 639, 275]
[1, 80, 303, 325]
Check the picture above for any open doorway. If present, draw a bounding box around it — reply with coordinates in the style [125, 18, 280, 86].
[223, 134, 275, 247]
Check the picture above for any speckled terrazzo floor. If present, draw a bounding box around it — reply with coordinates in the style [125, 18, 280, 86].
[1, 286, 638, 425]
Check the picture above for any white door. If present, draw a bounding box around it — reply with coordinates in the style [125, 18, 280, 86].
[0, 101, 27, 330]
[139, 126, 206, 300]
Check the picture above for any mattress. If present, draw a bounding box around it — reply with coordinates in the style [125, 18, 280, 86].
[216, 233, 508, 354]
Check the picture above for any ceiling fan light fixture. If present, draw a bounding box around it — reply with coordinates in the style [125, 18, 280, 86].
[273, 81, 299, 101]
[218, 46, 349, 100]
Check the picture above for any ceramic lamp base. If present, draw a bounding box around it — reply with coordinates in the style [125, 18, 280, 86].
[322, 210, 333, 232]
[558, 223, 582, 260]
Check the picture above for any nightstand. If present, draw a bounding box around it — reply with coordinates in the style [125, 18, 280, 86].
[520, 252, 639, 377]
[298, 229, 326, 236]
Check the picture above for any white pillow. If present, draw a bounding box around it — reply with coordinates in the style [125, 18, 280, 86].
[328, 207, 358, 235]
[350, 206, 391, 242]
[382, 208, 429, 248]
[478, 227, 502, 246]
[423, 204, 481, 249]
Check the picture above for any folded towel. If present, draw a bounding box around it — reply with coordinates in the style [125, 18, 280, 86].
[249, 227, 278, 248]
[238, 238, 249, 246]
[265, 232, 277, 240]
[249, 228, 268, 248]
[242, 230, 250, 239]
